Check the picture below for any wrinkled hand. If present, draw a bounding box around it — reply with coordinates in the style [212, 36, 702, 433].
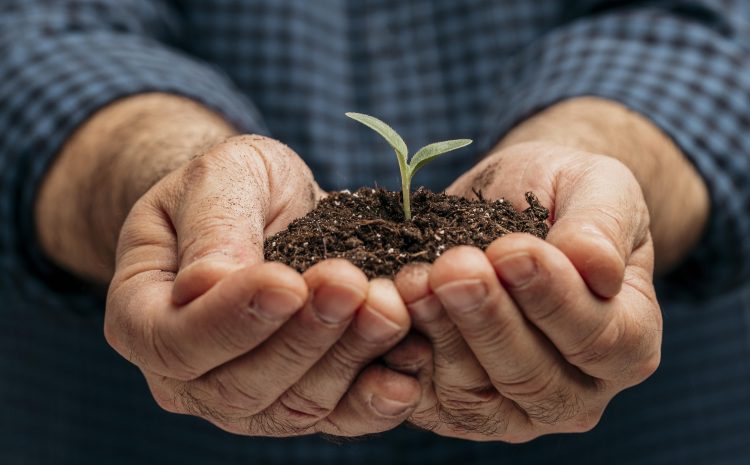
[105, 135, 422, 437]
[387, 142, 662, 442]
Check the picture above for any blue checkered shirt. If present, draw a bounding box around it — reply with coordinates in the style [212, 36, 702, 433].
[1, 1, 749, 464]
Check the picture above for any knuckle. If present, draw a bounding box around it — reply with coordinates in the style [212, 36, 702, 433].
[208, 372, 266, 414]
[569, 410, 603, 433]
[185, 150, 212, 175]
[271, 332, 325, 369]
[567, 315, 625, 368]
[149, 325, 201, 380]
[174, 382, 233, 424]
[458, 306, 515, 351]
[633, 351, 661, 384]
[439, 402, 510, 438]
[595, 204, 629, 244]
[104, 296, 151, 369]
[490, 361, 553, 401]
[525, 288, 571, 324]
[628, 313, 663, 384]
[205, 314, 253, 355]
[327, 342, 367, 373]
[102, 311, 127, 358]
[490, 365, 585, 427]
[182, 214, 237, 246]
[278, 386, 332, 423]
[244, 410, 310, 437]
[436, 387, 510, 437]
[502, 431, 540, 444]
[152, 394, 180, 414]
[352, 319, 402, 347]
[428, 324, 467, 364]
[438, 391, 487, 414]
[519, 388, 583, 426]
[408, 405, 442, 433]
[147, 379, 182, 414]
[232, 134, 301, 174]
[182, 135, 274, 192]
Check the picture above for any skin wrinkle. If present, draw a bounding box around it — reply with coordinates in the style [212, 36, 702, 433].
[409, 407, 442, 433]
[278, 385, 332, 420]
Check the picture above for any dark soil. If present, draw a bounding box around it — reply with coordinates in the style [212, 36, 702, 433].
[264, 188, 549, 279]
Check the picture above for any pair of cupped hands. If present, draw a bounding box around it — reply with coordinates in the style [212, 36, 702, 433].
[106, 135, 661, 442]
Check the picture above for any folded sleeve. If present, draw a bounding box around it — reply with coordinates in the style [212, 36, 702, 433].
[477, 1, 750, 298]
[0, 0, 268, 311]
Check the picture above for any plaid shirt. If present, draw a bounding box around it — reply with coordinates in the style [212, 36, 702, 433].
[1, 1, 749, 464]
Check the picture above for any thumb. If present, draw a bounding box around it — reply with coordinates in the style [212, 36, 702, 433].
[168, 138, 272, 305]
[547, 157, 650, 298]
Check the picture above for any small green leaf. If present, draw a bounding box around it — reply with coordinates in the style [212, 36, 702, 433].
[345, 112, 409, 162]
[409, 139, 472, 176]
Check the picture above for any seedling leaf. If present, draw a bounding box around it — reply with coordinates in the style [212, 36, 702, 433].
[409, 139, 473, 177]
[345, 112, 408, 162]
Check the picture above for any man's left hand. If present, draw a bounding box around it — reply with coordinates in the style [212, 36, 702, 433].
[387, 142, 663, 442]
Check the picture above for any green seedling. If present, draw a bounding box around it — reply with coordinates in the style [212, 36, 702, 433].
[346, 112, 472, 220]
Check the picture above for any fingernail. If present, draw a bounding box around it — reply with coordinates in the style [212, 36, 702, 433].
[354, 306, 403, 342]
[370, 395, 413, 417]
[433, 279, 487, 313]
[312, 284, 365, 324]
[494, 253, 537, 287]
[252, 288, 304, 321]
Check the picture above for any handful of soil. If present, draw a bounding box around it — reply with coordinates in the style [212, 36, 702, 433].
[264, 187, 549, 279]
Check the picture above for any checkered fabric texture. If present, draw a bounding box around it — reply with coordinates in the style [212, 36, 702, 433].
[1, 1, 749, 464]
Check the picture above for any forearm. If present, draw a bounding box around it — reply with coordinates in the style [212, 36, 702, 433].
[35, 93, 237, 283]
[497, 97, 710, 274]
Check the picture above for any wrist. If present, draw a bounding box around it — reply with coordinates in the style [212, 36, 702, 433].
[497, 97, 709, 273]
[35, 93, 236, 283]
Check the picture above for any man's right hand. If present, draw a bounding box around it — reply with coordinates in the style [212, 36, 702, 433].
[104, 134, 423, 436]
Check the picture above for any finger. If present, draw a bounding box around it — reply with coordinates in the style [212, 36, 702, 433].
[148, 365, 420, 438]
[169, 135, 321, 305]
[399, 261, 528, 440]
[385, 333, 527, 442]
[105, 261, 307, 380]
[184, 259, 368, 417]
[489, 233, 661, 383]
[394, 264, 493, 398]
[383, 332, 433, 377]
[316, 364, 421, 437]
[548, 157, 650, 298]
[382, 333, 442, 432]
[166, 139, 275, 305]
[271, 279, 412, 428]
[430, 246, 591, 427]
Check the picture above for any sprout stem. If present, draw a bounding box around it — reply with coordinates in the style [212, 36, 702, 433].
[402, 174, 412, 221]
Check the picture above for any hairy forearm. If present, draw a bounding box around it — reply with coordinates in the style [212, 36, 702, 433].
[35, 93, 237, 283]
[498, 97, 709, 274]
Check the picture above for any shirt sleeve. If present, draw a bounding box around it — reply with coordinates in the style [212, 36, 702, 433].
[0, 0, 268, 311]
[476, 1, 750, 298]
